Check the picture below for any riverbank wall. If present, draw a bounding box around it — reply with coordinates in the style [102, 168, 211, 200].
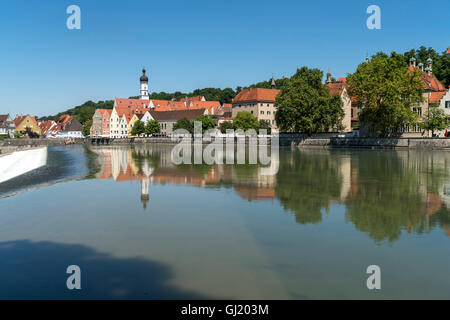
[2, 136, 450, 152]
[0, 138, 84, 155]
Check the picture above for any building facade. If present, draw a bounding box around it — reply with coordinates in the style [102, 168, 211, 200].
[0, 114, 16, 138]
[14, 115, 42, 137]
[326, 74, 352, 133]
[232, 87, 280, 129]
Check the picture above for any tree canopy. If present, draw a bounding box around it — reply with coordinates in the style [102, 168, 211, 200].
[233, 111, 259, 131]
[275, 67, 344, 134]
[173, 117, 194, 133]
[131, 120, 145, 136]
[194, 114, 217, 133]
[420, 105, 449, 136]
[144, 120, 160, 135]
[347, 53, 424, 137]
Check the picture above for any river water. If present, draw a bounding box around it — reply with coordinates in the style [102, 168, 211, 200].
[0, 144, 448, 299]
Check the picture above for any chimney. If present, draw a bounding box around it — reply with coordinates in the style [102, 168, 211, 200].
[409, 57, 416, 68]
[418, 63, 424, 72]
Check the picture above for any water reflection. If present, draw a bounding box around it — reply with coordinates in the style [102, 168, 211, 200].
[89, 145, 450, 243]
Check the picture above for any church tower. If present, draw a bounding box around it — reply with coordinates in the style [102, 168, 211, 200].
[140, 68, 149, 100]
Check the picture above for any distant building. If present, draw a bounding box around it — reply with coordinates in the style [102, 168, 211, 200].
[232, 83, 280, 129]
[14, 115, 41, 137]
[435, 89, 450, 137]
[149, 108, 208, 135]
[95, 68, 224, 138]
[326, 73, 352, 133]
[55, 115, 84, 138]
[0, 114, 15, 138]
[91, 109, 112, 137]
[446, 48, 450, 56]
[405, 57, 447, 137]
[38, 120, 58, 138]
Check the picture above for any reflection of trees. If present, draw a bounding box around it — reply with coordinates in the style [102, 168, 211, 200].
[344, 151, 450, 243]
[131, 147, 160, 174]
[275, 149, 343, 224]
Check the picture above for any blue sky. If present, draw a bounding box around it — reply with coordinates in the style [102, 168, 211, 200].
[0, 0, 449, 117]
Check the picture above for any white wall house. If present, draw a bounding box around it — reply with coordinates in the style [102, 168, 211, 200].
[0, 114, 15, 138]
[437, 89, 450, 137]
[110, 107, 130, 138]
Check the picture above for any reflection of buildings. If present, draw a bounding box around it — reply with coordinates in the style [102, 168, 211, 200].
[91, 145, 449, 237]
[91, 145, 278, 209]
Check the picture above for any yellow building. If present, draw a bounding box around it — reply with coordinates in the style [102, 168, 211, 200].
[128, 113, 144, 136]
[14, 115, 42, 137]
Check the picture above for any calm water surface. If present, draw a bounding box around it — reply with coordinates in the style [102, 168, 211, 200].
[0, 144, 449, 299]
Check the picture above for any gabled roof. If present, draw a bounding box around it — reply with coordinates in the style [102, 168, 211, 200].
[149, 108, 206, 121]
[115, 98, 151, 109]
[408, 65, 446, 91]
[0, 114, 12, 126]
[326, 82, 347, 96]
[38, 120, 58, 136]
[429, 91, 448, 104]
[179, 96, 205, 102]
[14, 115, 38, 127]
[189, 100, 221, 114]
[97, 109, 113, 117]
[446, 48, 450, 55]
[232, 88, 280, 103]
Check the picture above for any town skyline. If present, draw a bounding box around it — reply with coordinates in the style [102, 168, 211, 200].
[1, 0, 449, 116]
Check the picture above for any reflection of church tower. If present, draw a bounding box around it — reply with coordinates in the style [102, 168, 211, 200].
[141, 178, 150, 209]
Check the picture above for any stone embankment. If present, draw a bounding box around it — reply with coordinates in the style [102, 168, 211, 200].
[2, 136, 450, 153]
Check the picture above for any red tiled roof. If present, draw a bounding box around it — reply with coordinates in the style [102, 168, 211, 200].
[14, 115, 38, 127]
[429, 91, 447, 104]
[149, 108, 206, 121]
[178, 96, 205, 102]
[408, 65, 446, 91]
[115, 98, 151, 109]
[326, 82, 347, 96]
[189, 100, 221, 114]
[38, 120, 58, 136]
[446, 48, 450, 55]
[232, 88, 280, 103]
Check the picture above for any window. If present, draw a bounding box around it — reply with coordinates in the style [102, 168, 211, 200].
[267, 111, 271, 115]
[446, 101, 450, 109]
[260, 111, 264, 114]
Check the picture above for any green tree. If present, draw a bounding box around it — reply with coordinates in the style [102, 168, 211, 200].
[258, 120, 272, 134]
[275, 67, 344, 134]
[144, 120, 161, 135]
[347, 53, 424, 137]
[220, 121, 234, 133]
[173, 117, 193, 133]
[233, 111, 259, 131]
[131, 120, 145, 136]
[420, 105, 449, 136]
[83, 119, 92, 137]
[194, 114, 217, 133]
